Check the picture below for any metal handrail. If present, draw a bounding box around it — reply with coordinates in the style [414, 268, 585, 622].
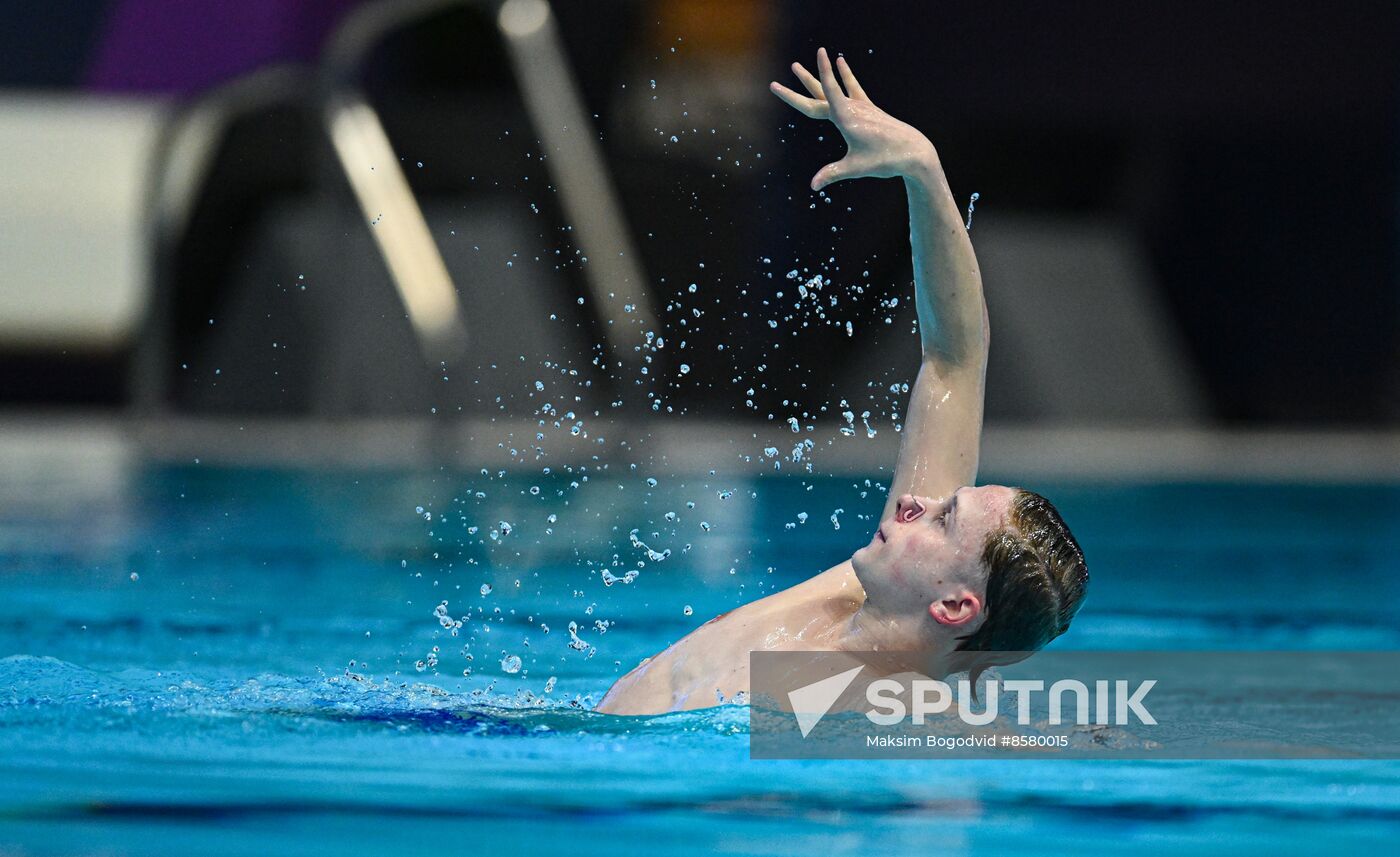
[135, 0, 657, 413]
[133, 64, 311, 411]
[319, 0, 658, 374]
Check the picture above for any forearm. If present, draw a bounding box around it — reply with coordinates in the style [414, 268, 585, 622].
[770, 50, 987, 506]
[903, 155, 988, 365]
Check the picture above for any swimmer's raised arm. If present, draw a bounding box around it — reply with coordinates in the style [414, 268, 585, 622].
[772, 48, 988, 518]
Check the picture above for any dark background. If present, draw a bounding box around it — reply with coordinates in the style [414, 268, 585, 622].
[2, 0, 1396, 426]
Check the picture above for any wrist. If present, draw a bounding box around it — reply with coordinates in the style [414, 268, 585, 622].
[899, 143, 943, 188]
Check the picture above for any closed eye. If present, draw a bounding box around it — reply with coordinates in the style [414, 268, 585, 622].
[939, 496, 957, 529]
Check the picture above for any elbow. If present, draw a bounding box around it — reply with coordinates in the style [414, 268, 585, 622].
[922, 321, 989, 372]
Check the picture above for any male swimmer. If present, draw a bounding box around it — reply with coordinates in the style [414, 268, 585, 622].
[598, 49, 1088, 715]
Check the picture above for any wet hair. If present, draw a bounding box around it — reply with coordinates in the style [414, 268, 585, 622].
[949, 489, 1088, 683]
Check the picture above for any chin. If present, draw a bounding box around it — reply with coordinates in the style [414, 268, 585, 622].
[849, 549, 875, 586]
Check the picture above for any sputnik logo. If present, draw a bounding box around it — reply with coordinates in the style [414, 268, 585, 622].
[787, 664, 865, 737]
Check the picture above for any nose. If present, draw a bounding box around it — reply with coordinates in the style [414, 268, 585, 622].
[895, 494, 925, 523]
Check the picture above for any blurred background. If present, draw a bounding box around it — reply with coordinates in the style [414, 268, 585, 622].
[5, 6, 1400, 852]
[1, 0, 1397, 474]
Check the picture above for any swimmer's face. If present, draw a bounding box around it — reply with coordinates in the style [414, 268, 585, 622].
[852, 486, 1016, 634]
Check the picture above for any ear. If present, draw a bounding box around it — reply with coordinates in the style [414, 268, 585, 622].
[929, 592, 982, 626]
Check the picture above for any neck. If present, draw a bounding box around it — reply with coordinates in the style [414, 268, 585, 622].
[838, 601, 908, 650]
[843, 606, 950, 669]
[803, 566, 954, 678]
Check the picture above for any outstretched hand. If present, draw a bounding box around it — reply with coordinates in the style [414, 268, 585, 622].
[770, 48, 937, 192]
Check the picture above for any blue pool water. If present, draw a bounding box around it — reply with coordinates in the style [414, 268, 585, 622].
[2, 459, 1399, 854]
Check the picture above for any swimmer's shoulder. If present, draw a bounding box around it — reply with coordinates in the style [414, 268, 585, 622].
[597, 654, 669, 714]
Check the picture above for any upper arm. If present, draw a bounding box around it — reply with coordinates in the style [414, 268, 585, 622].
[597, 656, 665, 714]
[881, 347, 988, 521]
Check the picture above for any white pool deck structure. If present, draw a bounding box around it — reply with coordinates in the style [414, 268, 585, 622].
[3, 415, 1397, 484]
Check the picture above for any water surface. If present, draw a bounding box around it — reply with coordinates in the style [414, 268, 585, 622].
[3, 462, 1399, 854]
